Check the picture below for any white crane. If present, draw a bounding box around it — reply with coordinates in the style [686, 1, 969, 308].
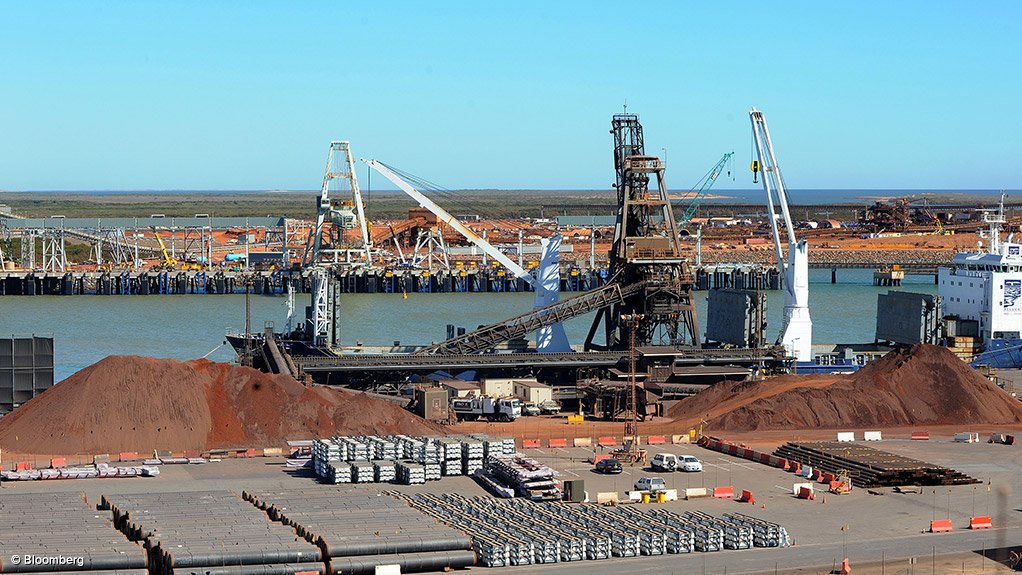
[363, 159, 571, 352]
[303, 141, 372, 266]
[750, 108, 813, 362]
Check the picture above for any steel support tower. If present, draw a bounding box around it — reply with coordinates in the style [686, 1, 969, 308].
[584, 113, 700, 350]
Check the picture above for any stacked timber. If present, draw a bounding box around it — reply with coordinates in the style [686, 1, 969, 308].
[774, 441, 978, 487]
[242, 489, 474, 575]
[0, 492, 147, 575]
[101, 491, 323, 575]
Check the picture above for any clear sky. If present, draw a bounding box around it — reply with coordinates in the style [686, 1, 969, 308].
[1, 1, 1019, 191]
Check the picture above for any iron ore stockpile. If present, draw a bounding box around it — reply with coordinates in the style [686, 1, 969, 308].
[101, 491, 324, 575]
[670, 344, 1022, 431]
[243, 489, 475, 575]
[0, 356, 440, 456]
[774, 441, 979, 488]
[397, 493, 791, 567]
[0, 492, 148, 575]
[311, 434, 514, 485]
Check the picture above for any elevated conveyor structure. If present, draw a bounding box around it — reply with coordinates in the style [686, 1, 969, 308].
[414, 278, 641, 355]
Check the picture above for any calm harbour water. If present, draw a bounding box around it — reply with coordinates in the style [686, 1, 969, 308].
[0, 268, 936, 382]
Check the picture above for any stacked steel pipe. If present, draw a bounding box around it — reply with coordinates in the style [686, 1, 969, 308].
[0, 492, 147, 575]
[100, 491, 323, 575]
[242, 489, 474, 575]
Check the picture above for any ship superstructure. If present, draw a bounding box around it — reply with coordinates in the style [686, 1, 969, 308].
[939, 195, 1022, 367]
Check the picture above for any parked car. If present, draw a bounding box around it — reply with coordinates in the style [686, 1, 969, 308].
[650, 453, 678, 472]
[521, 402, 541, 416]
[594, 458, 623, 474]
[538, 399, 561, 414]
[678, 455, 703, 472]
[634, 476, 667, 493]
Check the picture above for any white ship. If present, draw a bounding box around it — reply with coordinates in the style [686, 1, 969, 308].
[938, 195, 1022, 367]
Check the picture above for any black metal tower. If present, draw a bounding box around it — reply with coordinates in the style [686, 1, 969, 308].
[584, 113, 700, 350]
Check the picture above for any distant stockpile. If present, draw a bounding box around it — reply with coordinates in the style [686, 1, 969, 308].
[0, 356, 442, 455]
[671, 344, 1022, 431]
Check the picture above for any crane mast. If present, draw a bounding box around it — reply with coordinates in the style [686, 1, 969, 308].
[750, 108, 812, 362]
[303, 141, 372, 267]
[678, 152, 734, 226]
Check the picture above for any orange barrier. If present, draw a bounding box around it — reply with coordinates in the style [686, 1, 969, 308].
[911, 431, 930, 440]
[522, 439, 541, 449]
[797, 486, 816, 500]
[840, 558, 852, 575]
[15, 461, 32, 471]
[821, 472, 837, 483]
[790, 461, 802, 474]
[591, 454, 611, 464]
[243, 448, 259, 458]
[184, 450, 200, 458]
[969, 515, 992, 529]
[929, 519, 953, 533]
[738, 489, 756, 504]
[712, 486, 735, 499]
[119, 451, 140, 462]
[50, 457, 67, 468]
[597, 437, 617, 447]
[548, 438, 568, 448]
[647, 435, 666, 445]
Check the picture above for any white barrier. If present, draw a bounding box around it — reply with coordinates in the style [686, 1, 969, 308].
[863, 431, 883, 441]
[684, 487, 708, 500]
[837, 432, 856, 442]
[793, 482, 814, 495]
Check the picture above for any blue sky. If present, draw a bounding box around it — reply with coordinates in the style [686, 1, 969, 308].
[1, 1, 1019, 191]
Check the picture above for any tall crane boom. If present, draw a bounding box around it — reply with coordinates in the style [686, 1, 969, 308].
[678, 152, 734, 226]
[362, 159, 535, 287]
[750, 107, 812, 362]
[364, 159, 570, 352]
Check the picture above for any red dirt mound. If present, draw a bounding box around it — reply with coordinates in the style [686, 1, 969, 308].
[0, 356, 442, 456]
[670, 344, 1022, 431]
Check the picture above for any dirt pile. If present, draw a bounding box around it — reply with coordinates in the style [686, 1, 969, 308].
[0, 356, 442, 455]
[670, 344, 1022, 431]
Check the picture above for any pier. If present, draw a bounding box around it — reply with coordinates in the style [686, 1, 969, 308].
[0, 264, 782, 296]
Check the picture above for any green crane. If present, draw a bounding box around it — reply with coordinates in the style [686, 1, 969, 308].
[678, 152, 734, 226]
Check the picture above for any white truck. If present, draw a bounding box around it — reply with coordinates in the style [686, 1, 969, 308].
[451, 397, 522, 422]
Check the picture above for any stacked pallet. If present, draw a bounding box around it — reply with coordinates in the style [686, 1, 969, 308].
[102, 491, 323, 575]
[482, 453, 561, 500]
[774, 441, 979, 487]
[0, 492, 148, 575]
[460, 437, 485, 475]
[434, 438, 463, 476]
[396, 461, 425, 484]
[397, 493, 790, 568]
[243, 489, 474, 575]
[724, 513, 791, 547]
[373, 460, 396, 482]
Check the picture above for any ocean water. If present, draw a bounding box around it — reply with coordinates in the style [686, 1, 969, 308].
[0, 268, 935, 382]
